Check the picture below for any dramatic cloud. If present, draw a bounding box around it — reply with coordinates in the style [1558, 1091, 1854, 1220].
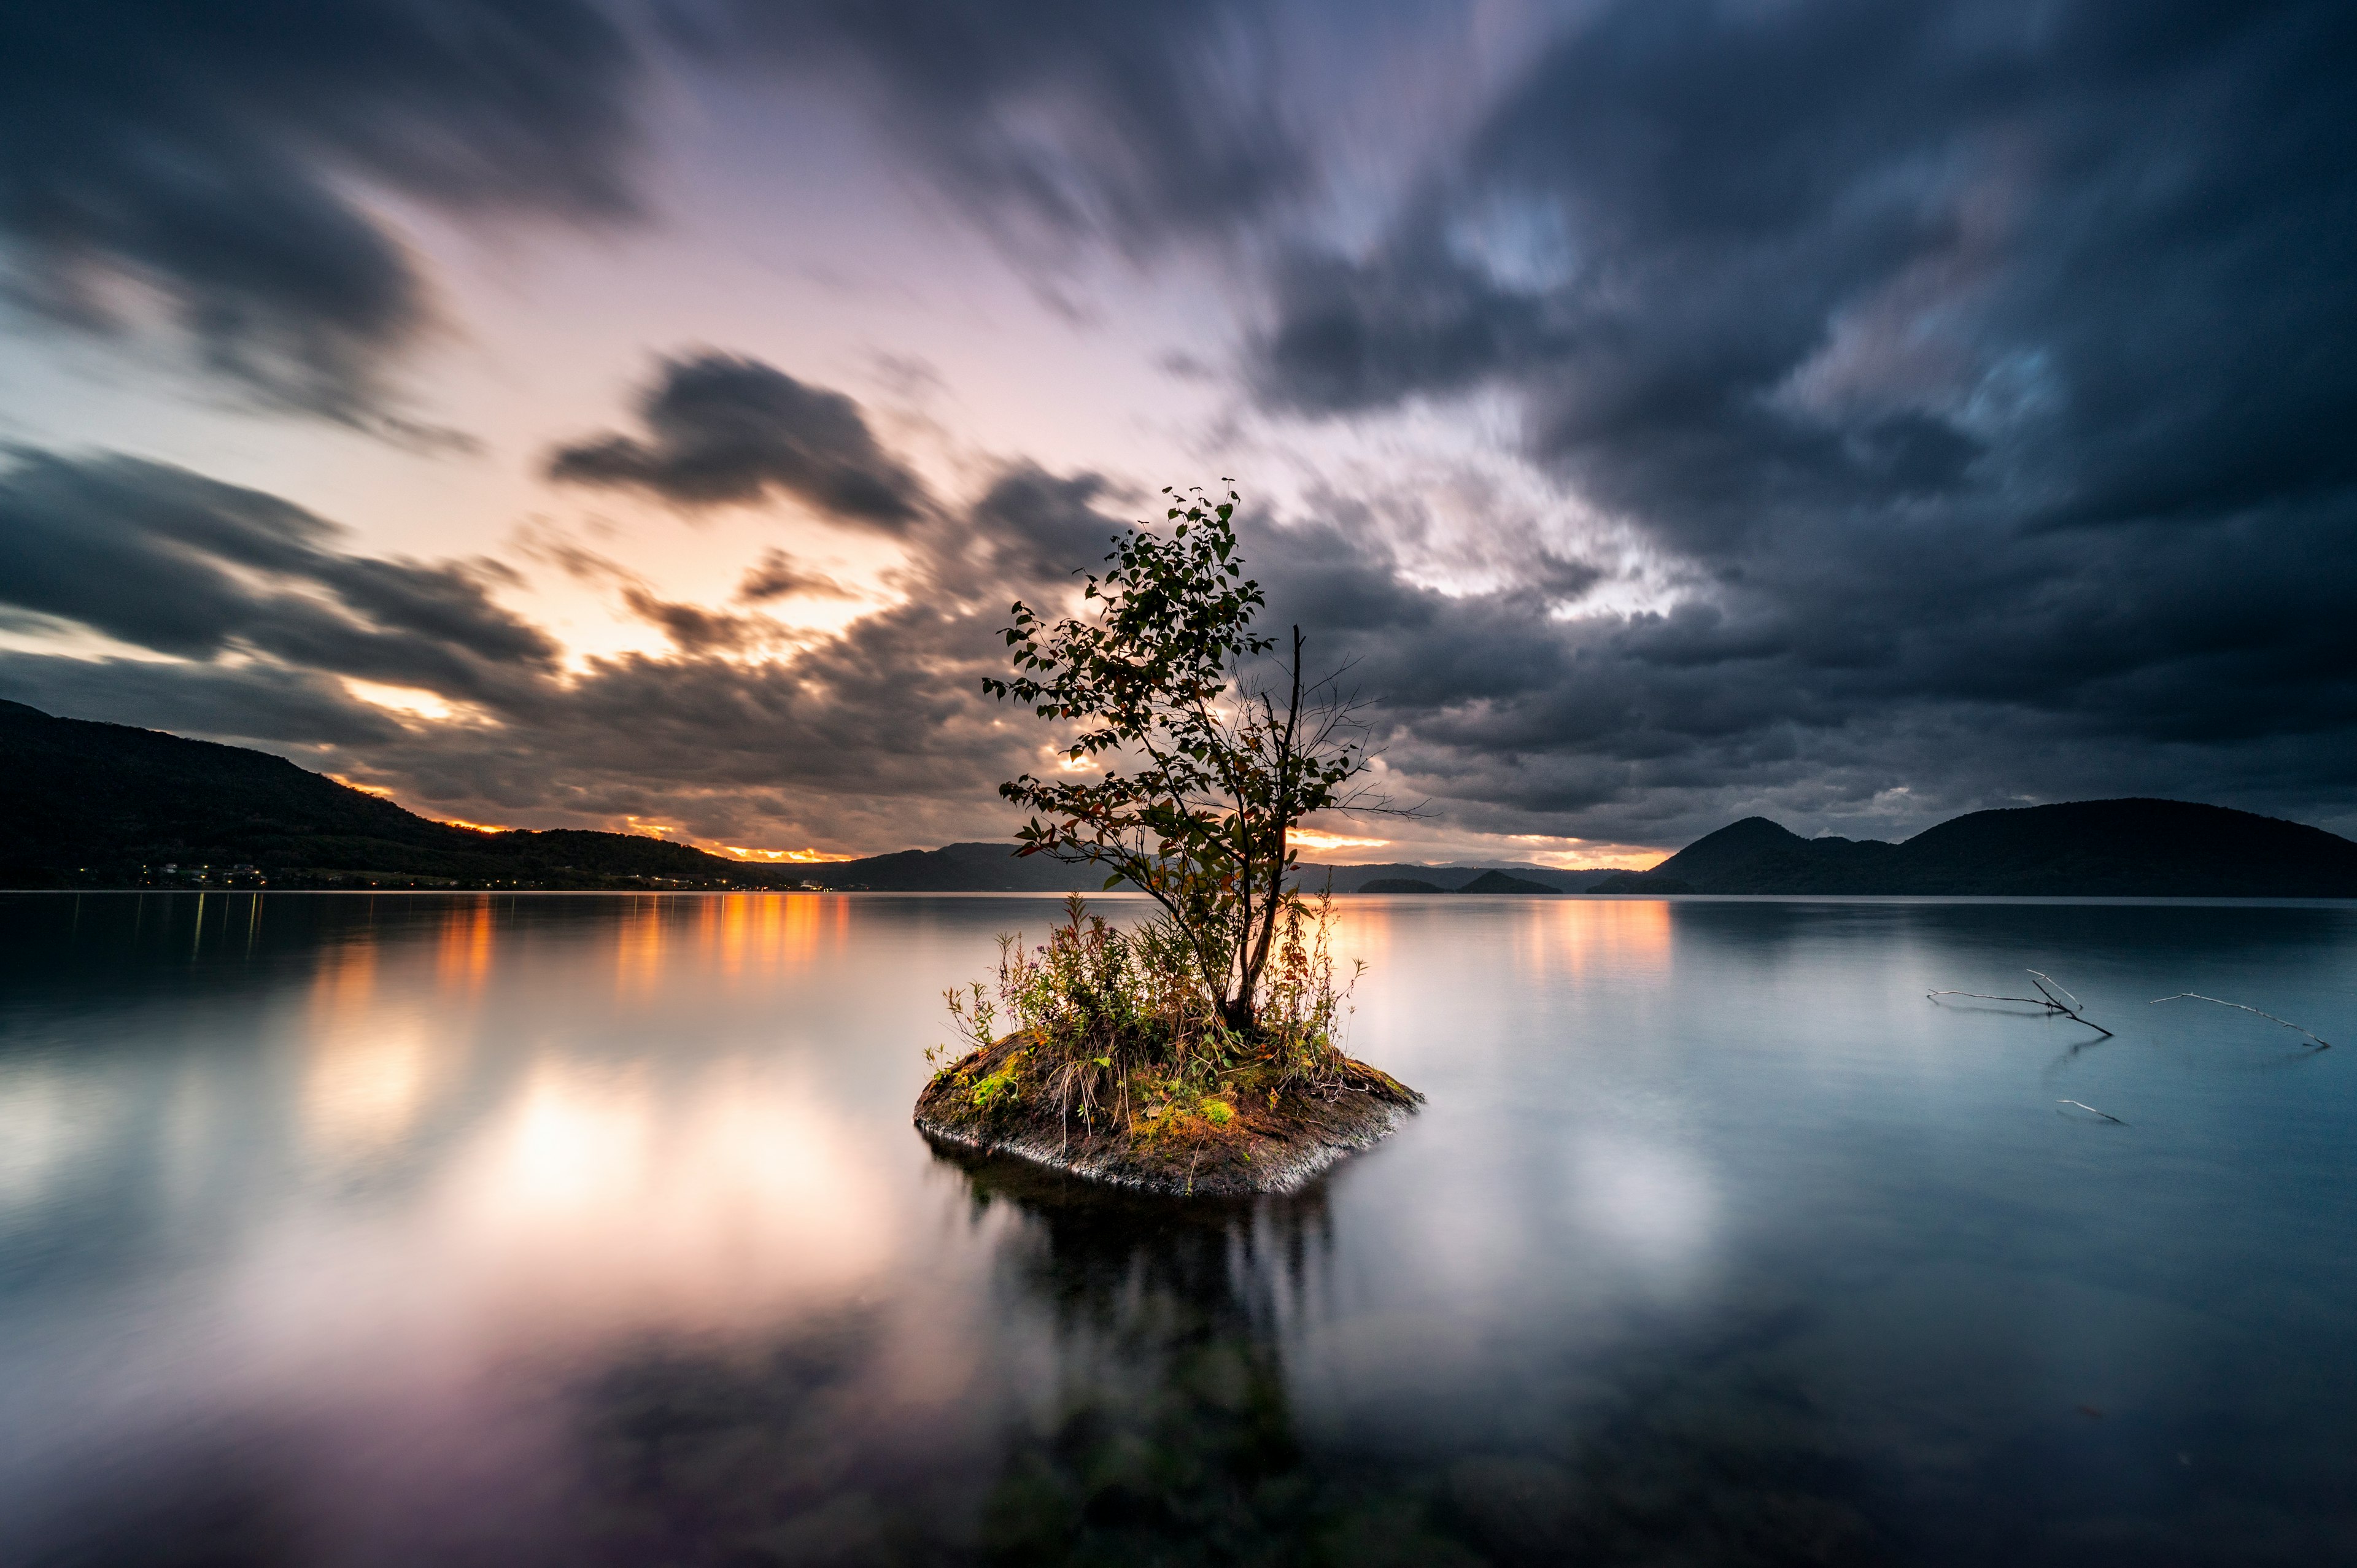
[0, 452, 559, 702]
[1242, 0, 2357, 841]
[672, 0, 1303, 258]
[0, 412, 1139, 851]
[548, 353, 929, 525]
[5, 2, 2355, 856]
[735, 549, 857, 603]
[0, 0, 646, 424]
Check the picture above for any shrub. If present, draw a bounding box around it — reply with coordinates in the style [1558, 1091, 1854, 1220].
[937, 891, 1362, 1134]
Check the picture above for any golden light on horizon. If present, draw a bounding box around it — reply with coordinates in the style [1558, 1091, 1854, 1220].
[720, 845, 859, 863]
[1289, 828, 1391, 853]
[341, 679, 459, 722]
[1506, 833, 1668, 872]
[328, 774, 397, 799]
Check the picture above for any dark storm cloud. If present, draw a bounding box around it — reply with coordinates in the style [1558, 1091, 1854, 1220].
[670, 0, 1302, 254]
[548, 353, 929, 526]
[1240, 0, 2357, 844]
[962, 465, 1135, 588]
[735, 548, 856, 603]
[0, 652, 411, 750]
[0, 0, 643, 422]
[0, 451, 560, 701]
[619, 585, 764, 654]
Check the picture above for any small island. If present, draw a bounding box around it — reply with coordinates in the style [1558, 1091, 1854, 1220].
[918, 485, 1420, 1194]
[916, 897, 1422, 1195]
[916, 1019, 1420, 1196]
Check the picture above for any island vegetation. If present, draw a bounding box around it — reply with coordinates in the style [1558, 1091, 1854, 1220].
[915, 484, 1420, 1194]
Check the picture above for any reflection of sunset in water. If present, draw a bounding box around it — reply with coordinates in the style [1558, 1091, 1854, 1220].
[432, 1055, 894, 1327]
[435, 899, 495, 991]
[1326, 892, 1671, 985]
[0, 892, 980, 1539]
[308, 932, 379, 1027]
[618, 892, 848, 994]
[296, 897, 897, 1341]
[703, 891, 832, 981]
[612, 895, 668, 997]
[305, 924, 444, 1154]
[303, 1018, 443, 1155]
[247, 1055, 903, 1396]
[1510, 896, 1671, 982]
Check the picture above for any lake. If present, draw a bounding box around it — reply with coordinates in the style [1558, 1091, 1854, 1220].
[1, 891, 2351, 1566]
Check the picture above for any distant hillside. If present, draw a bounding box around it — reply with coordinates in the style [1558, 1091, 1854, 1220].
[1455, 870, 1560, 894]
[807, 843, 1111, 893]
[0, 702, 1086, 892]
[1590, 800, 2357, 896]
[1296, 862, 1614, 893]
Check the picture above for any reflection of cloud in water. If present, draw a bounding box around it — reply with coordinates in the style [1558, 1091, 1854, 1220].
[240, 1055, 902, 1375]
[1574, 1136, 1717, 1280]
[301, 1017, 444, 1154]
[0, 1062, 82, 1210]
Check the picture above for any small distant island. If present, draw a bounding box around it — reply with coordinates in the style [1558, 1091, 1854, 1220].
[917, 485, 1420, 1195]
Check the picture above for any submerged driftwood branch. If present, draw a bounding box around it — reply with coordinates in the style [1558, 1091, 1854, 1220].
[2150, 993, 2332, 1050]
[2056, 1099, 2127, 1125]
[1928, 969, 2114, 1038]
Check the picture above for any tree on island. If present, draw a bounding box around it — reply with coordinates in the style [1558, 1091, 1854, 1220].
[915, 484, 1420, 1197]
[984, 482, 1387, 1033]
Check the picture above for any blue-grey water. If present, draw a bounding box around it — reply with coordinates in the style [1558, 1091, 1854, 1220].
[1, 891, 2351, 1567]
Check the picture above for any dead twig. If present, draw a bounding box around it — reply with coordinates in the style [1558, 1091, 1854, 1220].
[2056, 1099, 2128, 1125]
[2150, 993, 2331, 1050]
[1929, 969, 2113, 1037]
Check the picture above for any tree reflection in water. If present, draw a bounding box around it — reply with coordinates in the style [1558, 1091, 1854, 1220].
[571, 1146, 1888, 1568]
[960, 1149, 1334, 1566]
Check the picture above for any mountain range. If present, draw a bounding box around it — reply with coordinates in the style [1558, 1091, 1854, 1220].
[3, 701, 2351, 896]
[1587, 803, 2357, 897]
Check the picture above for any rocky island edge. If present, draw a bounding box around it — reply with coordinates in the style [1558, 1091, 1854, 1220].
[915, 1029, 1421, 1196]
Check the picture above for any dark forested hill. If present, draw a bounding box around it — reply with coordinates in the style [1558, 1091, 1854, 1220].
[1299, 863, 1612, 892]
[0, 700, 807, 889]
[1589, 800, 2357, 896]
[0, 702, 1085, 891]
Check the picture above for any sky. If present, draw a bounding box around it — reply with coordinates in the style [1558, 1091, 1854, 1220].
[2, 0, 2353, 866]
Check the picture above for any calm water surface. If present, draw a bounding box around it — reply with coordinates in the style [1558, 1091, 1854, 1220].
[1, 891, 2353, 1566]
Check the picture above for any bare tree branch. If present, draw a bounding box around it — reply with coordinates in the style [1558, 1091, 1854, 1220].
[1929, 970, 2113, 1037]
[2150, 993, 2331, 1049]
